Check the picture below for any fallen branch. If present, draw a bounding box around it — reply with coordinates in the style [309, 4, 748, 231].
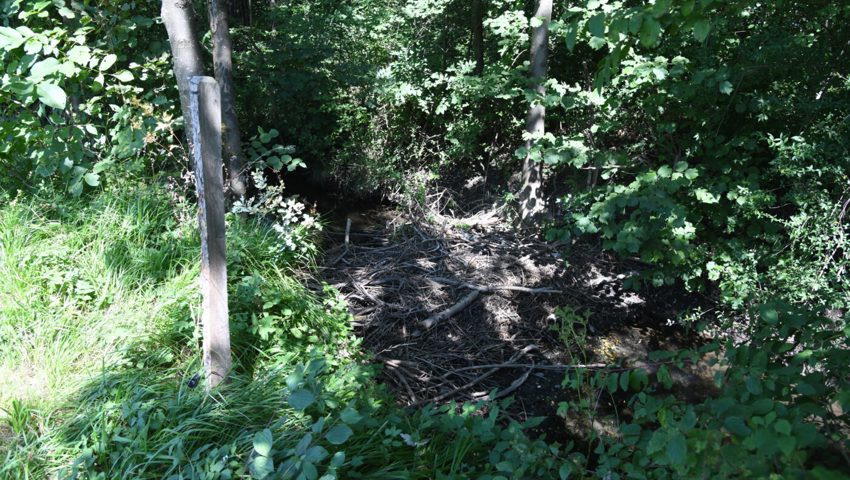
[407, 345, 536, 407]
[440, 362, 608, 379]
[428, 276, 560, 294]
[473, 366, 533, 401]
[419, 290, 480, 330]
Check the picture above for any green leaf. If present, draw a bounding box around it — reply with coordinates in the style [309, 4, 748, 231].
[330, 451, 346, 468]
[693, 19, 711, 42]
[651, 0, 672, 18]
[695, 188, 719, 204]
[0, 27, 25, 49]
[112, 70, 134, 83]
[36, 82, 66, 109]
[58, 6, 75, 18]
[340, 407, 362, 425]
[30, 57, 61, 81]
[681, 0, 696, 16]
[253, 429, 273, 457]
[796, 383, 817, 396]
[305, 445, 329, 463]
[325, 424, 353, 445]
[777, 436, 796, 456]
[745, 376, 762, 395]
[658, 165, 673, 178]
[657, 364, 673, 389]
[588, 36, 607, 50]
[587, 13, 606, 38]
[719, 80, 733, 95]
[759, 305, 780, 324]
[83, 172, 100, 187]
[289, 389, 316, 410]
[302, 461, 318, 480]
[619, 370, 630, 392]
[559, 464, 572, 480]
[640, 17, 661, 48]
[250, 455, 274, 479]
[67, 46, 91, 66]
[684, 168, 699, 180]
[724, 416, 751, 436]
[607, 372, 618, 393]
[99, 54, 117, 71]
[666, 433, 687, 466]
[774, 419, 792, 436]
[565, 21, 579, 52]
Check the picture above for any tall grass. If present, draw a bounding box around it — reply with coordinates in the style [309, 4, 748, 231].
[0, 184, 563, 479]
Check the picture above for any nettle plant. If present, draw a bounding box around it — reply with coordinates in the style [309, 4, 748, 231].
[232, 128, 318, 257]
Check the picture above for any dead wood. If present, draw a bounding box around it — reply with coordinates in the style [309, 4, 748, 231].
[419, 290, 480, 330]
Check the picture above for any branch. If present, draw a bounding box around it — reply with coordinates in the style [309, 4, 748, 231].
[419, 290, 480, 330]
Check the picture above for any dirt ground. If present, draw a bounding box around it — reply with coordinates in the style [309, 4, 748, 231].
[313, 183, 716, 440]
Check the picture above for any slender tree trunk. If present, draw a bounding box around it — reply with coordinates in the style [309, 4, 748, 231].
[472, 0, 485, 76]
[208, 0, 248, 198]
[161, 0, 205, 155]
[517, 0, 552, 224]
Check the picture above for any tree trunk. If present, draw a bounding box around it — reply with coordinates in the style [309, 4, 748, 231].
[161, 0, 205, 156]
[208, 0, 248, 198]
[517, 0, 552, 224]
[472, 0, 485, 76]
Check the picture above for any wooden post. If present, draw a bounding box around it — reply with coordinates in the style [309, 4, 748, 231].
[190, 76, 231, 390]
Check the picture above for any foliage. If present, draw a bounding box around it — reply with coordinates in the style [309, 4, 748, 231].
[0, 0, 181, 195]
[540, 0, 850, 311]
[3, 0, 850, 478]
[0, 184, 564, 479]
[232, 127, 319, 257]
[552, 302, 850, 478]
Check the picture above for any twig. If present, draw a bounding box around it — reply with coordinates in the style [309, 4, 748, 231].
[427, 276, 560, 294]
[476, 367, 534, 401]
[407, 346, 537, 407]
[440, 362, 608, 379]
[345, 217, 352, 245]
[419, 290, 480, 330]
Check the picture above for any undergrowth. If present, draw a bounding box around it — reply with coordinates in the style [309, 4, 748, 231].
[0, 183, 564, 479]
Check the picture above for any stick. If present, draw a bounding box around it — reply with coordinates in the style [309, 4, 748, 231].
[440, 361, 608, 379]
[427, 276, 560, 294]
[419, 290, 480, 330]
[345, 217, 352, 245]
[407, 345, 536, 407]
[474, 367, 533, 401]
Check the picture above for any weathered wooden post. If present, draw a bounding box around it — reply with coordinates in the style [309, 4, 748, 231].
[190, 76, 231, 390]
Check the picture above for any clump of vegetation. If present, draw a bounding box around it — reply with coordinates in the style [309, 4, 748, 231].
[2, 0, 849, 478]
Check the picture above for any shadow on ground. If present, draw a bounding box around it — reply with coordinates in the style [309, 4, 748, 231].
[314, 185, 716, 443]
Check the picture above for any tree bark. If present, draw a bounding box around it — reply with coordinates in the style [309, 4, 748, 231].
[161, 0, 205, 155]
[472, 0, 485, 75]
[208, 0, 248, 198]
[517, 0, 552, 224]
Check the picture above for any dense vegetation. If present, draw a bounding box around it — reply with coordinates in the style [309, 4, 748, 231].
[1, 0, 848, 478]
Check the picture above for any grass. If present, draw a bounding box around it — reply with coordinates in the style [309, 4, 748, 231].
[0, 183, 563, 479]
